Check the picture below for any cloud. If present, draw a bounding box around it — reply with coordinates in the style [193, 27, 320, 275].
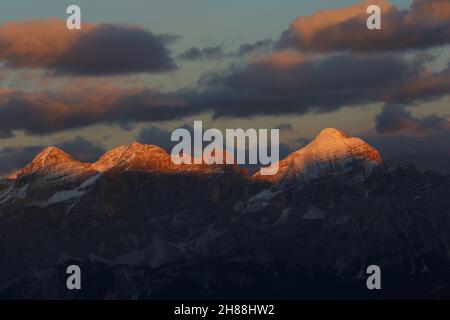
[273, 123, 293, 132]
[0, 82, 194, 136]
[137, 124, 194, 153]
[0, 52, 449, 136]
[178, 45, 225, 61]
[182, 0, 450, 120]
[289, 137, 310, 149]
[0, 146, 41, 177]
[0, 6, 449, 136]
[278, 0, 450, 53]
[365, 129, 450, 174]
[382, 64, 450, 103]
[375, 104, 450, 134]
[0, 130, 14, 139]
[0, 19, 176, 75]
[254, 50, 309, 68]
[197, 53, 450, 119]
[178, 40, 274, 61]
[56, 136, 107, 162]
[366, 103, 450, 174]
[238, 39, 274, 56]
[0, 137, 106, 177]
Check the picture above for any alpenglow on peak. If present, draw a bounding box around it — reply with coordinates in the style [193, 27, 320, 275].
[254, 128, 383, 184]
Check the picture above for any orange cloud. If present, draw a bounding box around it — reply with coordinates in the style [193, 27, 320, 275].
[0, 19, 92, 68]
[290, 0, 391, 42]
[0, 19, 176, 75]
[279, 0, 450, 53]
[409, 0, 450, 21]
[0, 81, 190, 135]
[254, 50, 310, 68]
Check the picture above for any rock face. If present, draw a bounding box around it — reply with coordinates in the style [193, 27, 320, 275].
[1, 142, 241, 211]
[0, 130, 449, 299]
[255, 128, 383, 184]
[5, 147, 97, 205]
[92, 142, 173, 172]
[15, 146, 94, 183]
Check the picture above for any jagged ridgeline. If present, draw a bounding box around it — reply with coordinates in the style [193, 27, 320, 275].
[1, 128, 449, 299]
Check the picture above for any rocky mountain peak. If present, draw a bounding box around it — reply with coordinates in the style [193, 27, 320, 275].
[92, 142, 172, 172]
[255, 128, 383, 184]
[30, 146, 74, 165]
[315, 128, 348, 140]
[14, 146, 92, 182]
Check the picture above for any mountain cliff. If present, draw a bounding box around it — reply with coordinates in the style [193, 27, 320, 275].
[255, 128, 383, 184]
[91, 142, 173, 172]
[14, 146, 94, 182]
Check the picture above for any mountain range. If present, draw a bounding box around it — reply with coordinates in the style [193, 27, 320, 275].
[1, 128, 449, 299]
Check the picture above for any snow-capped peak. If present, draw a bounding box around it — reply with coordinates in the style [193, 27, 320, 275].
[91, 142, 172, 172]
[255, 128, 383, 184]
[315, 128, 348, 140]
[7, 146, 70, 180]
[14, 146, 92, 181]
[31, 146, 74, 165]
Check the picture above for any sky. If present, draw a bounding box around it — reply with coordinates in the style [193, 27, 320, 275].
[0, 0, 449, 176]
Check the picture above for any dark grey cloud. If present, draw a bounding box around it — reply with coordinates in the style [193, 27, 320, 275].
[238, 39, 274, 55]
[1, 52, 449, 137]
[178, 45, 225, 61]
[366, 101, 450, 174]
[56, 136, 107, 162]
[178, 39, 274, 61]
[273, 123, 293, 132]
[0, 137, 106, 177]
[196, 53, 450, 119]
[0, 130, 14, 139]
[137, 126, 174, 152]
[0, 146, 42, 177]
[289, 137, 310, 149]
[279, 142, 296, 159]
[137, 124, 194, 153]
[55, 24, 177, 75]
[0, 86, 196, 136]
[365, 130, 450, 174]
[375, 104, 450, 134]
